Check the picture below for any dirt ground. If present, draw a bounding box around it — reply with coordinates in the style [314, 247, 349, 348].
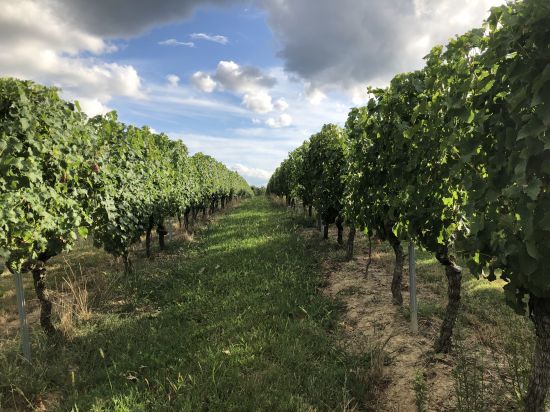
[301, 221, 524, 412]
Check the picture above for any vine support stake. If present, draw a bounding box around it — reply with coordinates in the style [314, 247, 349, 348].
[408, 242, 418, 334]
[13, 271, 31, 362]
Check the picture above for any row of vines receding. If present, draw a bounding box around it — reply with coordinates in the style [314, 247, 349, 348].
[267, 0, 550, 409]
[1, 77, 252, 337]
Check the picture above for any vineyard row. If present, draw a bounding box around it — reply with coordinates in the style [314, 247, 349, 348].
[267, 1, 549, 410]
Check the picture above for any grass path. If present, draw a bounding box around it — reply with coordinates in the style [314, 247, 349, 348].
[1, 197, 371, 411]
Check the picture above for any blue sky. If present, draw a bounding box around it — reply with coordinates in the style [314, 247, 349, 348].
[114, 6, 277, 82]
[0, 0, 505, 185]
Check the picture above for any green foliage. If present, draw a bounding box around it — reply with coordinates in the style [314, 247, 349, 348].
[249, 185, 266, 196]
[344, 73, 424, 241]
[88, 114, 158, 259]
[271, 0, 550, 314]
[267, 157, 292, 199]
[0, 78, 95, 271]
[268, 124, 346, 224]
[0, 78, 252, 272]
[413, 371, 428, 412]
[288, 141, 313, 207]
[306, 124, 346, 224]
[453, 0, 550, 309]
[190, 152, 251, 211]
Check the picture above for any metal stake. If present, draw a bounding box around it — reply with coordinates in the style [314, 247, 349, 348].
[13, 271, 31, 361]
[408, 242, 418, 334]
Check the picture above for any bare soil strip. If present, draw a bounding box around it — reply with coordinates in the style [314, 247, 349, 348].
[302, 225, 456, 411]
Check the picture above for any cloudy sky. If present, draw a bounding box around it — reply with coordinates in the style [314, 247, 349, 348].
[1, 0, 504, 185]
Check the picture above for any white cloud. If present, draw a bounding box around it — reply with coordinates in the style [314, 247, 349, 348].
[76, 98, 111, 117]
[274, 97, 289, 111]
[242, 91, 273, 113]
[13, 0, 506, 120]
[2, 46, 144, 110]
[191, 60, 278, 113]
[54, 0, 234, 37]
[166, 74, 180, 87]
[265, 113, 292, 128]
[158, 38, 195, 47]
[190, 33, 229, 45]
[0, 0, 144, 117]
[305, 85, 327, 105]
[157, 69, 354, 183]
[129, 83, 252, 123]
[231, 164, 272, 180]
[191, 71, 217, 92]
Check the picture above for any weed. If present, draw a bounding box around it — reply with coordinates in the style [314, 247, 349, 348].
[413, 370, 428, 412]
[501, 317, 534, 408]
[453, 336, 487, 411]
[418, 301, 445, 319]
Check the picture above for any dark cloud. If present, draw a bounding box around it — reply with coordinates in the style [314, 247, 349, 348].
[266, 0, 412, 87]
[259, 0, 501, 92]
[51, 0, 241, 37]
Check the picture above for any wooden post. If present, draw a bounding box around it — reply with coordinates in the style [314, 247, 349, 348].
[408, 242, 418, 334]
[13, 271, 31, 361]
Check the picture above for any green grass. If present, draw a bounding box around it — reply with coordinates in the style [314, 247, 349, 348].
[0, 197, 372, 411]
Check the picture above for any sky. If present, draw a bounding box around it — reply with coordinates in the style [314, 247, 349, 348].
[0, 0, 505, 186]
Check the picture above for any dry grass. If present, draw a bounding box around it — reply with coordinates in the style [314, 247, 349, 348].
[54, 259, 91, 336]
[0, 209, 220, 344]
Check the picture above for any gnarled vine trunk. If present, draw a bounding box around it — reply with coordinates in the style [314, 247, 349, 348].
[157, 221, 167, 250]
[386, 223, 403, 306]
[31, 255, 57, 337]
[524, 295, 550, 411]
[145, 215, 154, 258]
[323, 223, 329, 240]
[434, 249, 462, 353]
[122, 251, 132, 274]
[184, 210, 190, 233]
[365, 235, 372, 276]
[335, 216, 344, 245]
[308, 205, 312, 217]
[346, 223, 356, 260]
